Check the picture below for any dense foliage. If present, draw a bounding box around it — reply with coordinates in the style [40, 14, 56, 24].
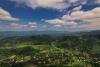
[0, 35, 100, 67]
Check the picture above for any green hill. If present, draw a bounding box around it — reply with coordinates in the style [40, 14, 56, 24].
[0, 35, 100, 67]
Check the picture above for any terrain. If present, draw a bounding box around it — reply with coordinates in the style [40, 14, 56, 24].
[0, 31, 100, 67]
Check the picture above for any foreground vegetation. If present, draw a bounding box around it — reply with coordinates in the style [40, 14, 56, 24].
[0, 35, 100, 67]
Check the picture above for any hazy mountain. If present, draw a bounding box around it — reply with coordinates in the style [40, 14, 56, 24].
[0, 30, 100, 37]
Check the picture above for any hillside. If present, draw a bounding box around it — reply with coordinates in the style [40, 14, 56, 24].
[0, 34, 100, 67]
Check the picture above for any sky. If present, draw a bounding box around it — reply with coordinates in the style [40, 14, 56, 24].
[0, 0, 100, 31]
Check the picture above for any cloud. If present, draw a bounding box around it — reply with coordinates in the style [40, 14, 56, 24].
[8, 0, 100, 11]
[69, 0, 78, 3]
[28, 22, 37, 25]
[28, 22, 37, 28]
[72, 6, 82, 11]
[1, 0, 100, 31]
[46, 19, 77, 27]
[54, 25, 62, 27]
[0, 21, 39, 31]
[10, 23, 28, 29]
[10, 22, 37, 29]
[9, 0, 68, 9]
[0, 7, 19, 21]
[95, 0, 100, 3]
[62, 7, 100, 23]
[9, 0, 86, 10]
[47, 7, 100, 31]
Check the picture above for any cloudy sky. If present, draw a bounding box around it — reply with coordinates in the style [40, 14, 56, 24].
[0, 0, 100, 31]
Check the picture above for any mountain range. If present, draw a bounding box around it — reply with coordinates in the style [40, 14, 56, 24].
[0, 30, 100, 37]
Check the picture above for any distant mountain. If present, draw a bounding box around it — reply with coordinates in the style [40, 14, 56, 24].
[72, 30, 100, 35]
[0, 31, 70, 36]
[0, 30, 100, 37]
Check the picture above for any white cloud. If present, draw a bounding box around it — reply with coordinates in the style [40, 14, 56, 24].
[10, 23, 28, 29]
[54, 25, 62, 27]
[28, 22, 37, 25]
[69, 0, 78, 3]
[95, 0, 100, 3]
[10, 22, 37, 29]
[30, 25, 37, 28]
[0, 7, 19, 21]
[10, 0, 68, 9]
[72, 6, 82, 11]
[47, 7, 100, 31]
[9, 0, 85, 10]
[47, 19, 65, 25]
[46, 19, 77, 28]
[62, 7, 100, 22]
[28, 22, 37, 28]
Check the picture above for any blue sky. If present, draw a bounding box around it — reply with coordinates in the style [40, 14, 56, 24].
[0, 0, 100, 31]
